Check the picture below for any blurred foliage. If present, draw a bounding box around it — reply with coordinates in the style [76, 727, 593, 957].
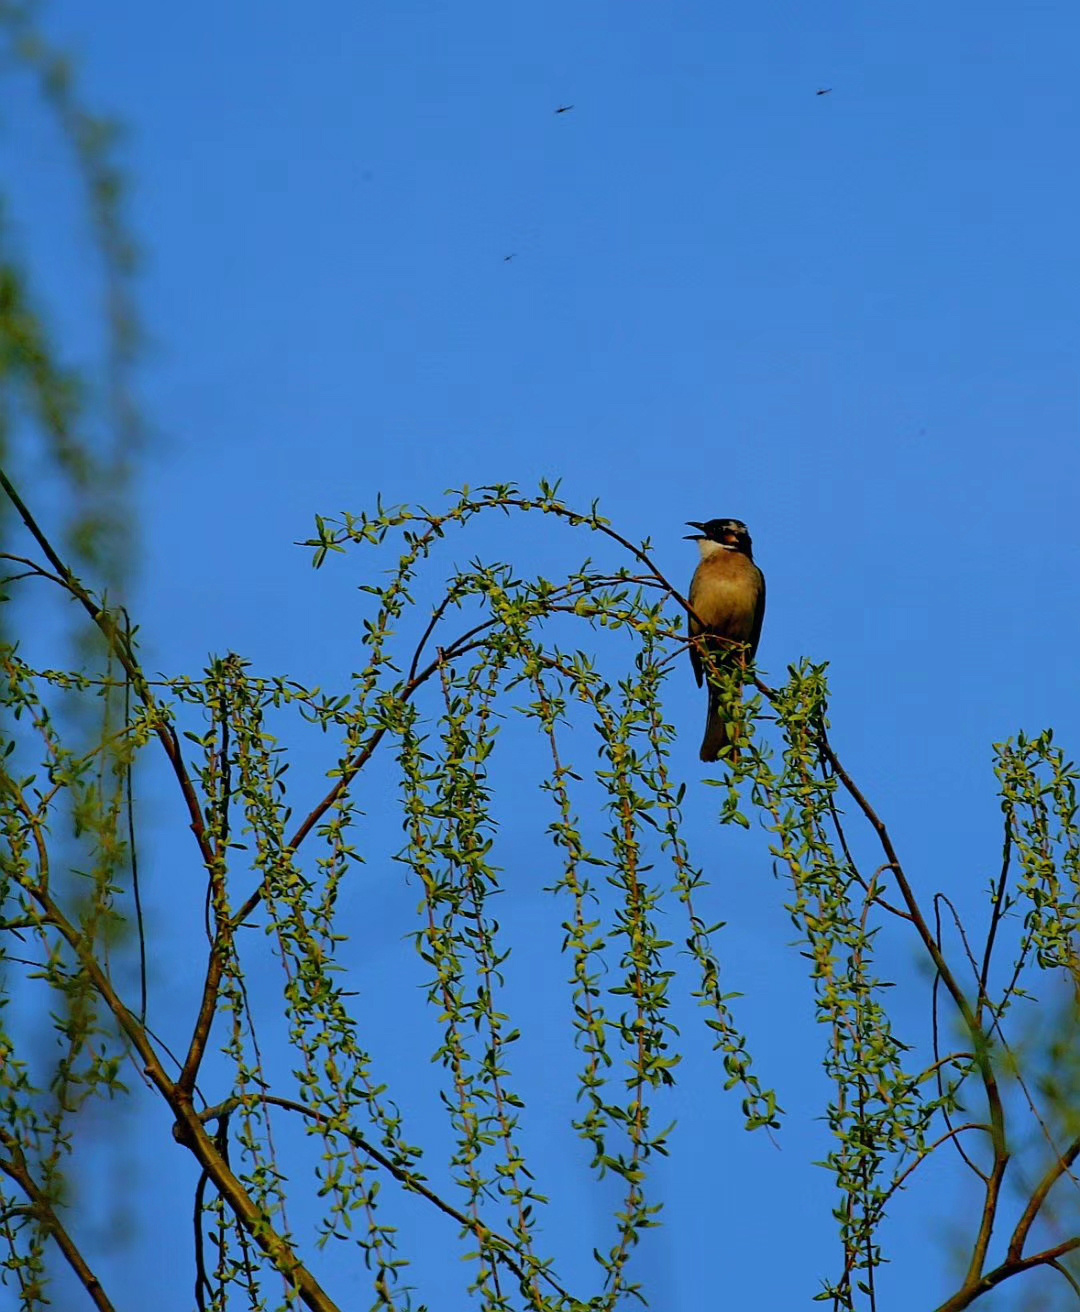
[0, 0, 140, 593]
[0, 4, 142, 1304]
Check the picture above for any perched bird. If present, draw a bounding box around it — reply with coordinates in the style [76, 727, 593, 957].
[685, 518, 766, 763]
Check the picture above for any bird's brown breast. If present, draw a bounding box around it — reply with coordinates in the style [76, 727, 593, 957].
[689, 551, 763, 643]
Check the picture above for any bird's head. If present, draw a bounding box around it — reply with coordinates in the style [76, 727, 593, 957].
[684, 518, 753, 557]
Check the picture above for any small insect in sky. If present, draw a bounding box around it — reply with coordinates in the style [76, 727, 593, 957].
[554, 104, 574, 114]
[816, 87, 833, 96]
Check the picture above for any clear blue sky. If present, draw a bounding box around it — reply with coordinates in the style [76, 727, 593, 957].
[7, 0, 1080, 1307]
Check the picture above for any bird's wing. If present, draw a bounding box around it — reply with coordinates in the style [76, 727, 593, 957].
[688, 612, 703, 686]
[749, 567, 766, 658]
[687, 572, 704, 687]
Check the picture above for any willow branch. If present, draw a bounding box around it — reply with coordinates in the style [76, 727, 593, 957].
[813, 726, 1010, 1280]
[13, 871, 339, 1312]
[0, 467, 213, 869]
[204, 1094, 578, 1305]
[0, 1133, 117, 1312]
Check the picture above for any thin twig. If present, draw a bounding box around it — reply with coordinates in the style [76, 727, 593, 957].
[119, 607, 149, 1025]
[934, 894, 983, 984]
[977, 817, 1013, 1021]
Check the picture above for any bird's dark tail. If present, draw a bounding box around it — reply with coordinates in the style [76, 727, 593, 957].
[700, 687, 736, 764]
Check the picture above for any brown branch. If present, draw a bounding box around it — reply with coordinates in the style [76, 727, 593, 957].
[176, 673, 236, 1096]
[930, 966, 989, 1184]
[1048, 1257, 1080, 1300]
[814, 727, 1010, 1282]
[977, 816, 1013, 1021]
[306, 565, 624, 861]
[1008, 1134, 1080, 1263]
[227, 625, 496, 937]
[936, 1236, 1080, 1312]
[0, 552, 66, 588]
[0, 467, 213, 869]
[257, 508, 702, 934]
[498, 494, 696, 617]
[183, 621, 498, 1097]
[176, 937, 228, 1097]
[935, 894, 983, 985]
[0, 1132, 117, 1312]
[816, 734, 982, 1035]
[406, 584, 470, 683]
[965, 1154, 1010, 1288]
[281, 632, 492, 858]
[875, 1124, 992, 1213]
[927, 899, 991, 1180]
[12, 870, 340, 1312]
[751, 668, 1012, 1287]
[988, 1024, 1080, 1201]
[823, 767, 911, 921]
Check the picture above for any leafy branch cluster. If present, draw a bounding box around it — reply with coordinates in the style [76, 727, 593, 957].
[1, 478, 1079, 1311]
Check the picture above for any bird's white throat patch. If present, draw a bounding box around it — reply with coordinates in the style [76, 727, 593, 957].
[696, 539, 735, 561]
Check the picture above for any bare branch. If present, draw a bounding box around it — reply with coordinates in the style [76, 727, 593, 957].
[936, 1236, 1080, 1312]
[1008, 1134, 1080, 1263]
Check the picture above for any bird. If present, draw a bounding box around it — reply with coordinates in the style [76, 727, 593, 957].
[816, 87, 833, 96]
[554, 104, 575, 114]
[503, 253, 517, 262]
[685, 518, 766, 763]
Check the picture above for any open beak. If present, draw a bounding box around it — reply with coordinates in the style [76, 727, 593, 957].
[684, 521, 705, 540]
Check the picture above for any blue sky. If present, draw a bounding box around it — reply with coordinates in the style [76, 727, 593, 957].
[6, 0, 1080, 1307]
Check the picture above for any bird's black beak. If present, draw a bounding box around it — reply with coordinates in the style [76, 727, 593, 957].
[684, 521, 705, 540]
